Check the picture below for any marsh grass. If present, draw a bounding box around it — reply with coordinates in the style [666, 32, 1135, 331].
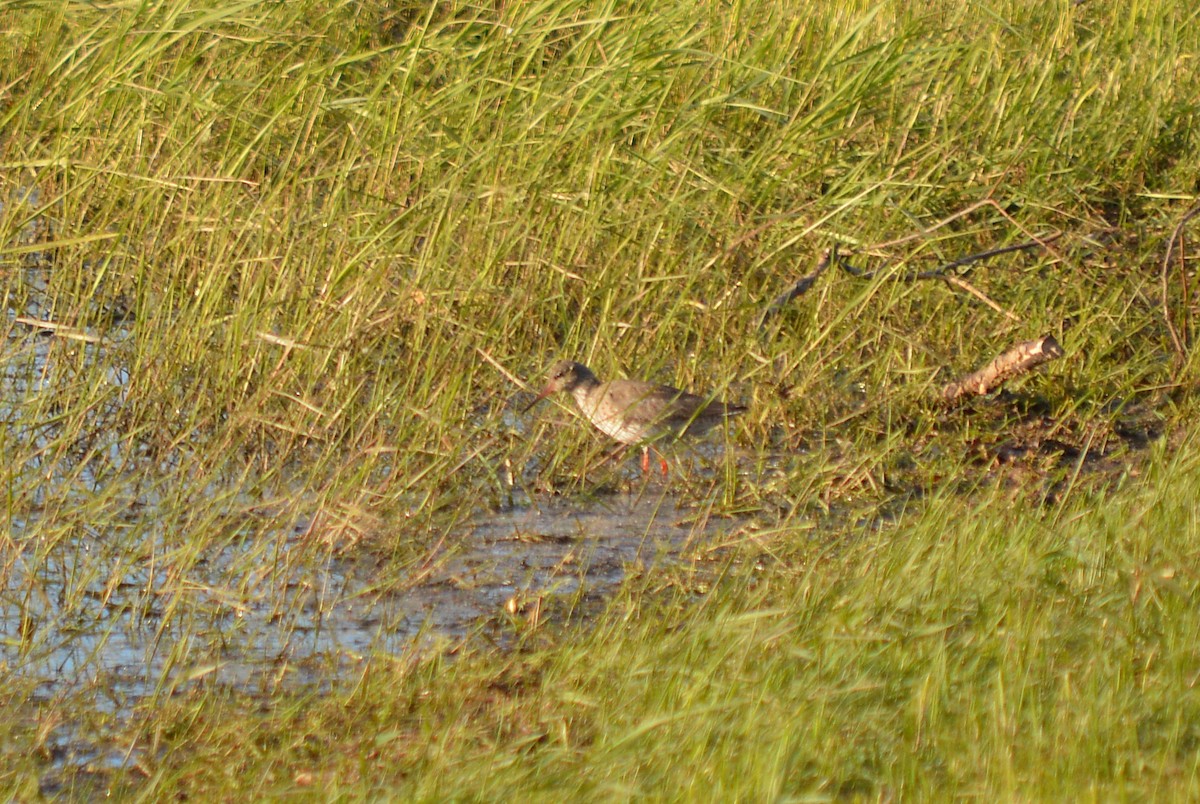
[40, 435, 1198, 799]
[1, 0, 1199, 797]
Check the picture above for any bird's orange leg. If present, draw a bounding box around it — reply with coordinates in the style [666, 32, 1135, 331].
[647, 446, 668, 476]
[639, 447, 669, 476]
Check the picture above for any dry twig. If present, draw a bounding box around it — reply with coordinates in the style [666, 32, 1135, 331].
[941, 334, 1064, 403]
[13, 316, 102, 343]
[1160, 201, 1200, 366]
[758, 246, 835, 329]
[758, 199, 1063, 323]
[835, 233, 1062, 282]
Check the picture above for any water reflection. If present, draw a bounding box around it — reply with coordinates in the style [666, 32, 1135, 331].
[1, 197, 746, 782]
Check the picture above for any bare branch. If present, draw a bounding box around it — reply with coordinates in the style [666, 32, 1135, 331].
[758, 199, 1062, 325]
[836, 232, 1061, 282]
[942, 275, 1021, 323]
[757, 247, 835, 329]
[1160, 201, 1200, 366]
[941, 334, 1064, 403]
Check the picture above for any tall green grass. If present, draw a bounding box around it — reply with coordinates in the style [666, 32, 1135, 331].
[45, 433, 1195, 799]
[1, 0, 1198, 797]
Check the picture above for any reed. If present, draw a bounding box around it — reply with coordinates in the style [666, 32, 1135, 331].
[1, 0, 1197, 797]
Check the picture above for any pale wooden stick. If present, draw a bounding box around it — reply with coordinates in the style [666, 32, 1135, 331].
[13, 316, 101, 343]
[941, 334, 1064, 403]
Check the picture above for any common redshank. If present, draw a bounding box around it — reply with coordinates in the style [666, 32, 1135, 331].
[523, 360, 747, 474]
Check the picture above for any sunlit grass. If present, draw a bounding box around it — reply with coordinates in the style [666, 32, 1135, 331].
[51, 434, 1195, 799]
[1, 0, 1198, 797]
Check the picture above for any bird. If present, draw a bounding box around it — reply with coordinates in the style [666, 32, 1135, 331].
[523, 359, 746, 475]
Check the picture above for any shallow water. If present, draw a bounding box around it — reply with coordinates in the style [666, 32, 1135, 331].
[4, 491, 738, 697]
[1, 218, 749, 781]
[6, 488, 741, 783]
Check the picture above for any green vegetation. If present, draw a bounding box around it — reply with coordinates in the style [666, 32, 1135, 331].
[1, 0, 1198, 798]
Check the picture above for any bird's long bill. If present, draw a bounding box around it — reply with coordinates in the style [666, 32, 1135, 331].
[521, 385, 554, 414]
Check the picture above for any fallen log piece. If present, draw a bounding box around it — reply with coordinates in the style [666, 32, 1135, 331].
[941, 334, 1064, 403]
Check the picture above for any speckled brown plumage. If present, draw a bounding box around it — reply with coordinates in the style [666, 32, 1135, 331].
[524, 360, 746, 473]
